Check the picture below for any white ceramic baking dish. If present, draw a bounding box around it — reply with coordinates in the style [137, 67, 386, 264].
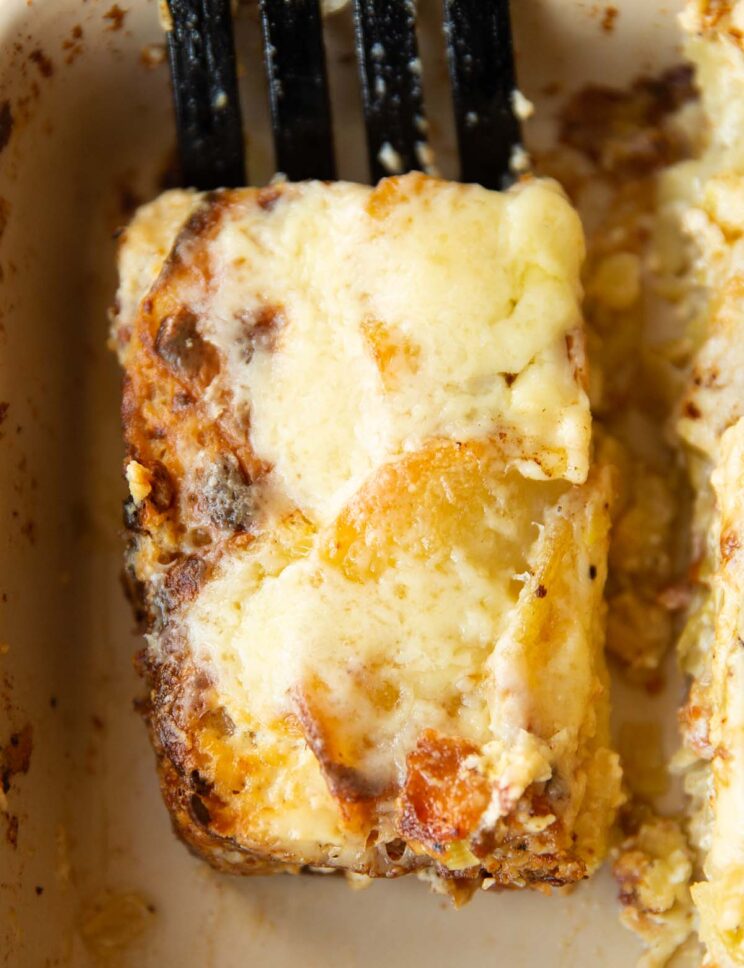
[0, 1, 688, 964]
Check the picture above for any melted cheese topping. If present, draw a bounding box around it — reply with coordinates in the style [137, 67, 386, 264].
[189, 176, 589, 523]
[185, 444, 569, 788]
[183, 445, 617, 860]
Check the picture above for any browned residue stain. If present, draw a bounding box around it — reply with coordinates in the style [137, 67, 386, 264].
[62, 25, 85, 65]
[601, 5, 619, 33]
[0, 197, 10, 244]
[558, 66, 697, 178]
[1, 724, 33, 792]
[140, 43, 167, 69]
[29, 48, 54, 78]
[104, 4, 127, 31]
[20, 519, 36, 544]
[0, 102, 13, 155]
[2, 723, 33, 848]
[5, 814, 19, 847]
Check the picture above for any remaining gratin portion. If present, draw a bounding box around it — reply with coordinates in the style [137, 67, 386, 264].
[660, 2, 744, 963]
[692, 422, 744, 964]
[112, 173, 622, 897]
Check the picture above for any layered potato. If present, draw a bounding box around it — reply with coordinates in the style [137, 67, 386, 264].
[112, 173, 622, 896]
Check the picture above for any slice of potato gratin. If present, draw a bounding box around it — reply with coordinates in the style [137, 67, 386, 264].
[112, 173, 622, 898]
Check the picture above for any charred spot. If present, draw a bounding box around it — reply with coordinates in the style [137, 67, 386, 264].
[190, 769, 213, 798]
[154, 308, 220, 387]
[159, 193, 232, 284]
[192, 453, 255, 532]
[163, 555, 208, 611]
[589, 564, 597, 580]
[123, 496, 143, 532]
[120, 564, 151, 632]
[503, 373, 517, 388]
[170, 192, 231, 262]
[122, 494, 147, 534]
[536, 584, 548, 598]
[384, 839, 406, 861]
[0, 102, 13, 155]
[148, 461, 175, 512]
[183, 194, 222, 237]
[257, 185, 283, 211]
[236, 304, 285, 362]
[189, 793, 211, 827]
[469, 826, 496, 859]
[683, 400, 702, 420]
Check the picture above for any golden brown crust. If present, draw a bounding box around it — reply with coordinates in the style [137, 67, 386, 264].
[399, 731, 489, 848]
[142, 662, 594, 887]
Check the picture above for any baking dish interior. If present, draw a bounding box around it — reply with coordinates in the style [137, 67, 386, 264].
[0, 1, 685, 964]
